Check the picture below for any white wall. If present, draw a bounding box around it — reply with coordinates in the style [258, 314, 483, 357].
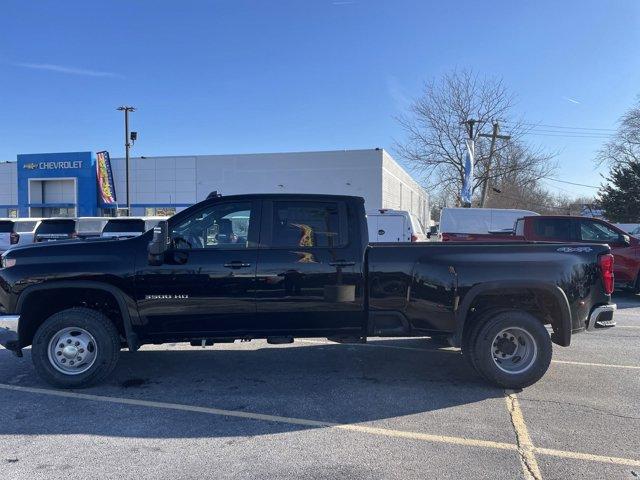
[381, 151, 429, 226]
[0, 162, 17, 216]
[112, 149, 388, 214]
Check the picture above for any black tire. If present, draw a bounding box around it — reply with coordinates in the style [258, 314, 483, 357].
[466, 310, 552, 389]
[462, 308, 508, 373]
[31, 307, 121, 388]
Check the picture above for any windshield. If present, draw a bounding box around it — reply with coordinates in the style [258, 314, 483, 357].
[14, 221, 38, 233]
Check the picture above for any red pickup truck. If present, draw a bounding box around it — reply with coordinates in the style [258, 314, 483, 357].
[446, 215, 640, 292]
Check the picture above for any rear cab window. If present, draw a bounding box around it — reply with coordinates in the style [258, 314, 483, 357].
[270, 201, 347, 248]
[531, 217, 573, 240]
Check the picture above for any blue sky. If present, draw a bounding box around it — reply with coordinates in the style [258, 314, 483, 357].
[1, 0, 639, 198]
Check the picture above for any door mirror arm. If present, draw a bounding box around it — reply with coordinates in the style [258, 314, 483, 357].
[148, 220, 169, 266]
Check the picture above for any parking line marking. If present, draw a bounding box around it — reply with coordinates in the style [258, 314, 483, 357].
[551, 360, 640, 370]
[0, 383, 516, 451]
[1, 383, 640, 468]
[616, 325, 640, 329]
[504, 390, 543, 480]
[534, 447, 640, 467]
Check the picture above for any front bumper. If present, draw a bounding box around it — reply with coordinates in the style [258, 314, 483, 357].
[0, 315, 21, 354]
[587, 304, 617, 331]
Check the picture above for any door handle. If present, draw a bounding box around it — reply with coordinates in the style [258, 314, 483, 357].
[329, 261, 356, 267]
[224, 261, 252, 269]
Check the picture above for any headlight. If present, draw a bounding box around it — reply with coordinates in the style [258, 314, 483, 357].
[1, 257, 16, 268]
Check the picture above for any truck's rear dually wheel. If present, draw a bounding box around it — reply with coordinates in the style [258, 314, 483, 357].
[32, 308, 121, 388]
[466, 310, 552, 389]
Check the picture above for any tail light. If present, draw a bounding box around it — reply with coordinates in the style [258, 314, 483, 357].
[598, 253, 614, 295]
[9, 232, 19, 245]
[410, 234, 418, 242]
[70, 231, 78, 238]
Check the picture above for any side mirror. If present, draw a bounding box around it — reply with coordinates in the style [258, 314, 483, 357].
[148, 220, 169, 266]
[621, 234, 631, 246]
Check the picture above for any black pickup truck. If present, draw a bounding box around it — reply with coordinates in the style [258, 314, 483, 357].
[0, 194, 616, 389]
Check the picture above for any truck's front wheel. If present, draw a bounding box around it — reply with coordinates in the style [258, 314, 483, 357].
[31, 308, 121, 388]
[467, 310, 552, 389]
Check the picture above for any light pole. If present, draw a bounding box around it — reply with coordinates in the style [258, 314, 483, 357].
[117, 106, 136, 215]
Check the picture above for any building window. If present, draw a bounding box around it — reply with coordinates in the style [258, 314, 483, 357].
[30, 207, 76, 218]
[144, 207, 177, 217]
[7, 209, 17, 218]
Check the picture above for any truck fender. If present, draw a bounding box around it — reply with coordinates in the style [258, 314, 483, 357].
[453, 280, 572, 347]
[16, 280, 140, 351]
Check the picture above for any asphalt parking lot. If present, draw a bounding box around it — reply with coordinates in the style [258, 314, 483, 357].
[1, 295, 639, 480]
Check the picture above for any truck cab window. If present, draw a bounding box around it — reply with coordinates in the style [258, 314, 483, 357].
[532, 218, 572, 240]
[580, 220, 622, 243]
[170, 202, 252, 249]
[272, 201, 344, 248]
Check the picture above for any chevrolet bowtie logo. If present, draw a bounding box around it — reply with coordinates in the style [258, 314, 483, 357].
[23, 163, 39, 170]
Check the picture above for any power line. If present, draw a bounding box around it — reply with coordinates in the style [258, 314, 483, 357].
[544, 178, 600, 189]
[503, 121, 616, 132]
[507, 130, 612, 139]
[517, 128, 613, 136]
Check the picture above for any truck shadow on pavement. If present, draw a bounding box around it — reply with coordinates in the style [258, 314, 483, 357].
[0, 338, 506, 439]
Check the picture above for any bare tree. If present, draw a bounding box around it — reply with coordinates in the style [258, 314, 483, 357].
[597, 98, 640, 168]
[395, 70, 555, 205]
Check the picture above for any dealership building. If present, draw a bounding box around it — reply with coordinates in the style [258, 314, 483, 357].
[0, 148, 429, 225]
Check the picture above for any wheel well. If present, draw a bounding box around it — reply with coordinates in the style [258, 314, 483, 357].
[462, 288, 563, 345]
[18, 288, 126, 348]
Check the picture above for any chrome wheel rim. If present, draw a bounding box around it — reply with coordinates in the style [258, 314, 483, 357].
[47, 327, 98, 375]
[491, 327, 538, 375]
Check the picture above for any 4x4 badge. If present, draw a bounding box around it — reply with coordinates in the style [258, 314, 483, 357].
[557, 247, 593, 253]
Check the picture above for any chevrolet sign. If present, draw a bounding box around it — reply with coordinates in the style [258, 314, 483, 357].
[23, 161, 83, 170]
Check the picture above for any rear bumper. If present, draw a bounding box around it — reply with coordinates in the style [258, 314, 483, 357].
[587, 304, 617, 331]
[0, 315, 20, 353]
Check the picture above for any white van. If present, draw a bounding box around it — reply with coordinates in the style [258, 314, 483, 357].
[366, 209, 428, 243]
[438, 208, 539, 241]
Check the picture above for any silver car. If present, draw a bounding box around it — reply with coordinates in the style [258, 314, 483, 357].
[0, 219, 41, 253]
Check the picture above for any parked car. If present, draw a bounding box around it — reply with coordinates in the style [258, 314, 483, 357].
[439, 207, 539, 241]
[367, 209, 427, 242]
[33, 218, 77, 243]
[0, 219, 41, 253]
[0, 220, 17, 253]
[0, 194, 615, 390]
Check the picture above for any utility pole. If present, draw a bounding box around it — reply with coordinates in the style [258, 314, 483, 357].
[478, 121, 510, 208]
[117, 106, 136, 215]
